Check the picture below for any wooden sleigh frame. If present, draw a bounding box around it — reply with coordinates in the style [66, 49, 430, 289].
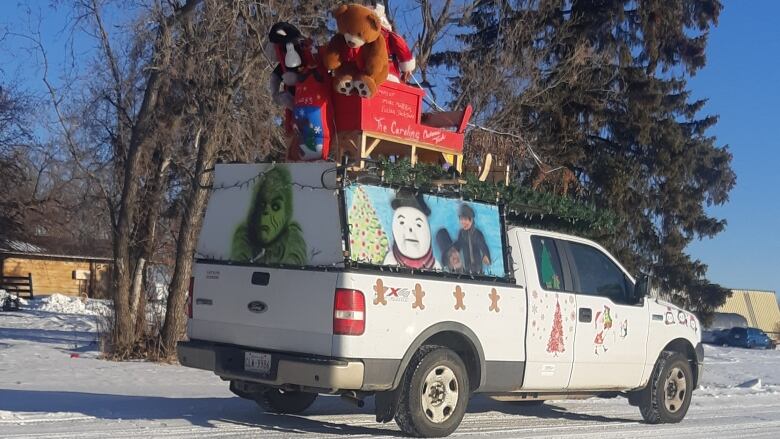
[331, 81, 472, 172]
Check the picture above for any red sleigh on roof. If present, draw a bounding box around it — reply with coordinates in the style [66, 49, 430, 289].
[332, 81, 472, 172]
[265, 14, 472, 171]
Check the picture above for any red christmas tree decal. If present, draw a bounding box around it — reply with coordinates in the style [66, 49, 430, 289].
[546, 297, 565, 356]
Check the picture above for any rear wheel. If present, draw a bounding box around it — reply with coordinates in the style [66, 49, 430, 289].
[258, 389, 318, 414]
[638, 351, 693, 424]
[395, 346, 470, 437]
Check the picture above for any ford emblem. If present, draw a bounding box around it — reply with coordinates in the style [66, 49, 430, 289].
[247, 301, 268, 313]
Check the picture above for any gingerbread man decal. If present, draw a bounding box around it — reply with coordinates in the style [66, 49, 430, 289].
[453, 286, 466, 310]
[373, 278, 388, 306]
[489, 288, 500, 313]
[413, 283, 426, 310]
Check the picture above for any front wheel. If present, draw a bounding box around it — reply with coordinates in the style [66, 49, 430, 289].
[258, 389, 318, 414]
[395, 346, 470, 437]
[638, 351, 693, 424]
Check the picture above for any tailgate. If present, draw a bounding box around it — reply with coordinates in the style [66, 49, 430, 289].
[189, 263, 337, 356]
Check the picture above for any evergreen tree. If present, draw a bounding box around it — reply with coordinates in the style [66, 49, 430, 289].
[432, 0, 735, 320]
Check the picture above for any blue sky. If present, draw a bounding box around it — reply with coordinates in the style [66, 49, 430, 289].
[1, 1, 778, 297]
[685, 0, 780, 297]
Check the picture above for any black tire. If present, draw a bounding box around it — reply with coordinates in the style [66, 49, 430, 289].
[638, 351, 693, 424]
[258, 389, 318, 414]
[395, 345, 470, 437]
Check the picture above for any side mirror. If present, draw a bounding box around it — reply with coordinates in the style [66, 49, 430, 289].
[632, 275, 651, 303]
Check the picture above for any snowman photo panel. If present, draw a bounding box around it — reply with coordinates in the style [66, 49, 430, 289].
[344, 184, 507, 278]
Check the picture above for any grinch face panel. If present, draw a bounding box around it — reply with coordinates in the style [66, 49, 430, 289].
[391, 206, 432, 259]
[256, 194, 286, 243]
[247, 167, 294, 247]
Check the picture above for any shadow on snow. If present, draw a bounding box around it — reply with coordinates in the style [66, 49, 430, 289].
[0, 390, 639, 435]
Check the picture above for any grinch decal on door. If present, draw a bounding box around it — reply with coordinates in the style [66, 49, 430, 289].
[593, 305, 629, 355]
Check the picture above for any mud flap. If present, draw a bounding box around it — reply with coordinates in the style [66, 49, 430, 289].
[375, 387, 402, 423]
[627, 390, 642, 406]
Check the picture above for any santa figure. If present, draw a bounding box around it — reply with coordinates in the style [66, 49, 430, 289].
[371, 3, 416, 83]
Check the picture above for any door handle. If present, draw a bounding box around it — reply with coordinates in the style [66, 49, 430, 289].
[579, 307, 592, 323]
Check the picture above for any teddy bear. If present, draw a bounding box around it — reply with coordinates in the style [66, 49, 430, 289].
[322, 3, 389, 98]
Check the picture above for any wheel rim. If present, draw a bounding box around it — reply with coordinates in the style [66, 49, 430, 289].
[663, 366, 687, 413]
[421, 365, 459, 424]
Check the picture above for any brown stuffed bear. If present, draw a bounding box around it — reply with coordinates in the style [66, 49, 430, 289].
[322, 4, 389, 98]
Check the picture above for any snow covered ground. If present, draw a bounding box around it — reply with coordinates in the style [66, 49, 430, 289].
[1, 295, 780, 438]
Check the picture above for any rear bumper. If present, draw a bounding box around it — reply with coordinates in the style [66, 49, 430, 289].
[177, 340, 365, 392]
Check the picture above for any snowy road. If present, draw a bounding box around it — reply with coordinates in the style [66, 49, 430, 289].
[2, 299, 780, 438]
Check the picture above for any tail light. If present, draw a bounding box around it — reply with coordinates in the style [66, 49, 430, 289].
[333, 289, 365, 335]
[187, 276, 194, 319]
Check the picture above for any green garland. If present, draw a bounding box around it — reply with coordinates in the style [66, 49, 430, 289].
[375, 159, 617, 237]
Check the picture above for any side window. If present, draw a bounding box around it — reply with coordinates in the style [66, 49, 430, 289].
[531, 236, 564, 291]
[567, 242, 628, 302]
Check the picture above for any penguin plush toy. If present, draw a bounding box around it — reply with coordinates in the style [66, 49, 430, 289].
[264, 22, 317, 109]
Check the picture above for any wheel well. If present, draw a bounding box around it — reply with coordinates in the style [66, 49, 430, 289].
[422, 331, 481, 392]
[662, 338, 698, 385]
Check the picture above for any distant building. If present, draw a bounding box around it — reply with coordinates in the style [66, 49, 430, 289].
[716, 289, 780, 338]
[1, 239, 112, 298]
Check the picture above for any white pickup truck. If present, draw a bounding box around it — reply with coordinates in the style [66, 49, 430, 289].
[178, 163, 703, 437]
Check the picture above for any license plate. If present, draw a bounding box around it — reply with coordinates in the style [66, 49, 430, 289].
[734, 335, 740, 338]
[244, 352, 271, 374]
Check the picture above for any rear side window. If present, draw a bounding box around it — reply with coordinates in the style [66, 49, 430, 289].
[567, 241, 628, 302]
[531, 236, 564, 291]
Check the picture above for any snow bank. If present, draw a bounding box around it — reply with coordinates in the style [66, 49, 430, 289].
[737, 378, 763, 390]
[698, 344, 780, 397]
[1, 289, 29, 306]
[31, 293, 112, 316]
[35, 293, 90, 314]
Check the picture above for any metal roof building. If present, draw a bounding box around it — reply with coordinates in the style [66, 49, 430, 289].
[716, 289, 780, 337]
